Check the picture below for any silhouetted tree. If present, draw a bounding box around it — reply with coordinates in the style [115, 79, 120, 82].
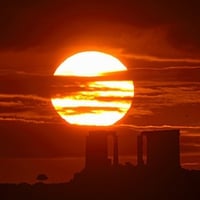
[36, 174, 48, 182]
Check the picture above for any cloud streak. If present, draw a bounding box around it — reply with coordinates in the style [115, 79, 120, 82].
[0, 93, 59, 124]
[123, 53, 200, 63]
[117, 124, 200, 131]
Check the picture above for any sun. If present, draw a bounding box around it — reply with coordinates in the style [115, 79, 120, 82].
[51, 51, 134, 126]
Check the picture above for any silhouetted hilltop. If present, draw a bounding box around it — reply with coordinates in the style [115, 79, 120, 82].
[1, 166, 200, 200]
[71, 164, 200, 200]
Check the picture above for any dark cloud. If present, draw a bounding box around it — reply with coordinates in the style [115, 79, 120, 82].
[56, 106, 124, 116]
[0, 0, 200, 54]
[181, 143, 200, 153]
[0, 94, 56, 124]
[1, 66, 200, 99]
[181, 136, 200, 145]
[126, 80, 200, 127]
[0, 73, 86, 97]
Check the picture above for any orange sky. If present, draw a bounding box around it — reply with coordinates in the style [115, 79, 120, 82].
[0, 0, 200, 180]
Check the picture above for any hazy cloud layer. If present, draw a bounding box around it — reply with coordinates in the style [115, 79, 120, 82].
[1, 68, 200, 126]
[1, 0, 200, 56]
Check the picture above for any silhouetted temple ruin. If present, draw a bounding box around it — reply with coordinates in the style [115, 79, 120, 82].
[85, 131, 109, 170]
[138, 129, 180, 171]
[85, 130, 119, 170]
[85, 129, 180, 172]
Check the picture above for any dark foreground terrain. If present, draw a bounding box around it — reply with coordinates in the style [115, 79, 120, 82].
[0, 165, 199, 200]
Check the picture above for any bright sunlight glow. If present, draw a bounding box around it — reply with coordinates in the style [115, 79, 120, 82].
[54, 51, 126, 76]
[51, 51, 134, 126]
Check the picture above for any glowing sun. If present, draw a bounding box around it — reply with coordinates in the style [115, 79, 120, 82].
[51, 51, 134, 126]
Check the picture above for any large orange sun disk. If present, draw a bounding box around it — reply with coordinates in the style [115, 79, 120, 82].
[51, 51, 134, 126]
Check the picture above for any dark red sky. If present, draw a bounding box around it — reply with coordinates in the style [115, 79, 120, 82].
[0, 0, 200, 171]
